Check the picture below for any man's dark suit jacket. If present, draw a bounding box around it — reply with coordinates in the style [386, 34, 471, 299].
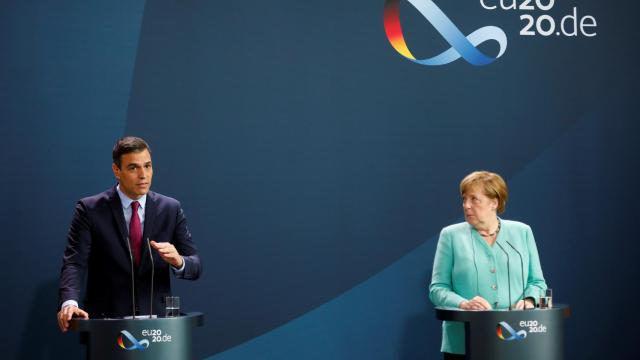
[59, 186, 201, 318]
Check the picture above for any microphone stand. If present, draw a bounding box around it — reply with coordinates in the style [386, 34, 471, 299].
[125, 236, 136, 319]
[507, 241, 527, 309]
[146, 238, 155, 318]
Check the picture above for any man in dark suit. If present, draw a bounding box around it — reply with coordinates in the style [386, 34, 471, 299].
[57, 136, 201, 332]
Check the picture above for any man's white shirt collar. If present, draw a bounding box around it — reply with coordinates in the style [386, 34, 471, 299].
[116, 184, 147, 209]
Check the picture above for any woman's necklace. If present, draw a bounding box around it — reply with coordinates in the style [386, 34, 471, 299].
[479, 219, 501, 237]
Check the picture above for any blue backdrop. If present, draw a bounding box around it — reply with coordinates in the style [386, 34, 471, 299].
[2, 0, 639, 359]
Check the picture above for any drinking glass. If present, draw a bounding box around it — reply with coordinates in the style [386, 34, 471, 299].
[165, 296, 180, 317]
[539, 288, 552, 309]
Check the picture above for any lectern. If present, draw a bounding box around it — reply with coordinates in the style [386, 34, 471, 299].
[69, 312, 203, 360]
[436, 305, 570, 360]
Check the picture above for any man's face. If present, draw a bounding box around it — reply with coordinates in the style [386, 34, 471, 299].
[112, 149, 153, 200]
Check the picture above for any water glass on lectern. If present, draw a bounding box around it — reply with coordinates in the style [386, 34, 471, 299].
[540, 288, 552, 309]
[165, 296, 180, 317]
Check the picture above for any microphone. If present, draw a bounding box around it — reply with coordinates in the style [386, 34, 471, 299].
[495, 241, 512, 311]
[146, 238, 155, 318]
[125, 236, 137, 319]
[507, 241, 527, 309]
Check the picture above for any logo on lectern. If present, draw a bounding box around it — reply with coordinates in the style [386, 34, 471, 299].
[496, 321, 527, 341]
[117, 330, 150, 351]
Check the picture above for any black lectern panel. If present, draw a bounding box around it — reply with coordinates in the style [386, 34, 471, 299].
[70, 312, 204, 360]
[436, 305, 570, 360]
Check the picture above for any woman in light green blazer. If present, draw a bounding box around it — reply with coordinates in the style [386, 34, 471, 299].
[429, 171, 547, 359]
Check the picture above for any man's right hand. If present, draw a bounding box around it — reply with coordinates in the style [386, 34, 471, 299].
[459, 296, 492, 311]
[57, 305, 89, 333]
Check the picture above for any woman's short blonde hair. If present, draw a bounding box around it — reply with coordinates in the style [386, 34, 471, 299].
[460, 171, 509, 214]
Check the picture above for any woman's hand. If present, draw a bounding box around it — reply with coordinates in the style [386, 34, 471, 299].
[514, 298, 535, 310]
[459, 296, 492, 311]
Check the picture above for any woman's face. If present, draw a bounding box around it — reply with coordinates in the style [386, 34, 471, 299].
[462, 184, 498, 228]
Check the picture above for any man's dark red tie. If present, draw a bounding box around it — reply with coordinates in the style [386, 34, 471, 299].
[130, 201, 142, 266]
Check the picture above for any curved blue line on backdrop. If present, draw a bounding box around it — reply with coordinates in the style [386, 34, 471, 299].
[205, 235, 441, 360]
[408, 0, 507, 66]
[203, 114, 622, 360]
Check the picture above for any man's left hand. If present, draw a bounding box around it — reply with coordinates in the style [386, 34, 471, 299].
[150, 240, 184, 268]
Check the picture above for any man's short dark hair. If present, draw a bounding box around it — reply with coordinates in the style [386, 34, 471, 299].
[112, 136, 151, 168]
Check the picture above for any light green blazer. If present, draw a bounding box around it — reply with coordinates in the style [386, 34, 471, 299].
[429, 219, 547, 354]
